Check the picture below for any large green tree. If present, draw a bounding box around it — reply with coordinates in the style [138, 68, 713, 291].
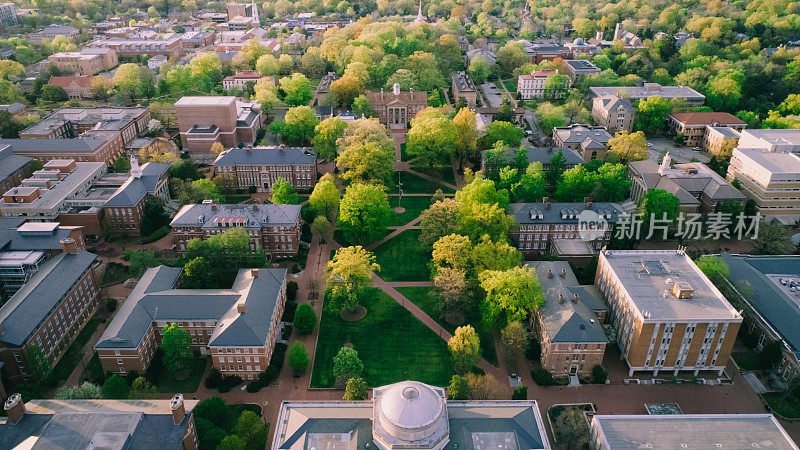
[479, 266, 544, 328]
[337, 183, 391, 243]
[325, 246, 379, 312]
[312, 117, 347, 161]
[309, 173, 340, 220]
[161, 324, 193, 374]
[282, 106, 319, 145]
[280, 73, 313, 106]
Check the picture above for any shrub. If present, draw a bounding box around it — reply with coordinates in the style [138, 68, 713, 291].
[205, 368, 223, 389]
[294, 303, 317, 334]
[270, 342, 288, 369]
[248, 185, 257, 194]
[246, 365, 280, 392]
[344, 377, 368, 400]
[448, 374, 469, 400]
[287, 281, 299, 301]
[525, 337, 541, 361]
[591, 365, 608, 384]
[282, 324, 293, 340]
[281, 301, 297, 322]
[532, 368, 555, 386]
[107, 298, 118, 312]
[287, 341, 309, 375]
[512, 385, 527, 400]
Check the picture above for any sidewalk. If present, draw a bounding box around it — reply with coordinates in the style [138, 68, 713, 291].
[63, 321, 108, 387]
[372, 275, 506, 383]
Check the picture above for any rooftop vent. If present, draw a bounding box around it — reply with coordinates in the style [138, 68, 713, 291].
[671, 281, 694, 299]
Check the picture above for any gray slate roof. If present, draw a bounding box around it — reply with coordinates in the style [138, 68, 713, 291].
[629, 159, 746, 204]
[171, 203, 301, 229]
[0, 250, 97, 347]
[721, 253, 800, 357]
[104, 162, 169, 207]
[95, 266, 286, 349]
[528, 261, 607, 343]
[509, 202, 623, 225]
[212, 146, 317, 167]
[0, 144, 32, 185]
[0, 399, 198, 450]
[0, 138, 107, 153]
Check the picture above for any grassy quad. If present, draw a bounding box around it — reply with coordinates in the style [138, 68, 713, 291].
[390, 196, 432, 226]
[310, 288, 454, 388]
[396, 286, 498, 366]
[393, 171, 455, 194]
[373, 229, 431, 281]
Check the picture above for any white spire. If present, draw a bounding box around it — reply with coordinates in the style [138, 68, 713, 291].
[659, 152, 671, 176]
[415, 0, 426, 22]
[130, 155, 142, 179]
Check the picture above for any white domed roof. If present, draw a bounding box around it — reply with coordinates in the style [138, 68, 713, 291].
[574, 37, 585, 45]
[379, 381, 443, 431]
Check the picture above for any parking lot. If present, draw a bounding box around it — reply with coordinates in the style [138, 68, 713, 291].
[646, 137, 710, 163]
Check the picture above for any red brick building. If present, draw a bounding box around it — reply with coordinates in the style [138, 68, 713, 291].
[95, 266, 286, 381]
[175, 96, 263, 157]
[0, 240, 99, 385]
[103, 158, 170, 236]
[170, 200, 302, 257]
[0, 146, 33, 195]
[212, 146, 317, 192]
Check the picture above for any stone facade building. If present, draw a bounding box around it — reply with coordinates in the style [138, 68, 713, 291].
[668, 112, 746, 149]
[727, 148, 800, 224]
[552, 124, 612, 161]
[47, 48, 118, 76]
[591, 95, 634, 133]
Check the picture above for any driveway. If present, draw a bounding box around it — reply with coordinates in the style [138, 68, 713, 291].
[647, 137, 710, 163]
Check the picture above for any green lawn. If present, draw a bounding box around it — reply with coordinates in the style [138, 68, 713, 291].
[501, 78, 518, 93]
[46, 316, 105, 386]
[373, 229, 431, 281]
[393, 171, 455, 194]
[310, 288, 454, 387]
[333, 228, 392, 247]
[411, 166, 458, 187]
[396, 286, 498, 365]
[764, 393, 800, 418]
[390, 196, 432, 226]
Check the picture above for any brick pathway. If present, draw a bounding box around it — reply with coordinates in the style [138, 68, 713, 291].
[371, 275, 506, 382]
[366, 216, 422, 251]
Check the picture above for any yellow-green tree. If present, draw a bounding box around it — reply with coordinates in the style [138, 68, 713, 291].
[607, 130, 648, 163]
[325, 246, 380, 312]
[478, 266, 543, 328]
[448, 325, 481, 372]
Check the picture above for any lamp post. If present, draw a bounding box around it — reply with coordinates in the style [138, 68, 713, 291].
[397, 172, 404, 209]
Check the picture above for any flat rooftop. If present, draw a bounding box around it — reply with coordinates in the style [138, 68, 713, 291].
[591, 414, 798, 450]
[600, 250, 740, 321]
[0, 162, 106, 214]
[734, 148, 800, 174]
[175, 96, 236, 107]
[589, 83, 705, 100]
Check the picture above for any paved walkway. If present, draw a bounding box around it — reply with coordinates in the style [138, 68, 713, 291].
[391, 130, 406, 161]
[366, 216, 422, 251]
[405, 167, 458, 191]
[63, 320, 108, 387]
[371, 276, 506, 382]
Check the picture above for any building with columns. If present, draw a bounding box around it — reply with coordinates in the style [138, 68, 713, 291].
[365, 83, 427, 130]
[595, 249, 741, 376]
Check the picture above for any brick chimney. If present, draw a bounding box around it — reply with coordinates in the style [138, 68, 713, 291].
[250, 268, 259, 277]
[279, 145, 285, 154]
[237, 302, 246, 314]
[561, 268, 566, 278]
[547, 269, 552, 278]
[60, 237, 78, 254]
[170, 393, 185, 425]
[558, 293, 564, 303]
[4, 393, 25, 424]
[543, 197, 551, 210]
[584, 197, 592, 210]
[252, 204, 258, 211]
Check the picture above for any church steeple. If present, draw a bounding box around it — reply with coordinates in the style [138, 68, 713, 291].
[415, 0, 426, 22]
